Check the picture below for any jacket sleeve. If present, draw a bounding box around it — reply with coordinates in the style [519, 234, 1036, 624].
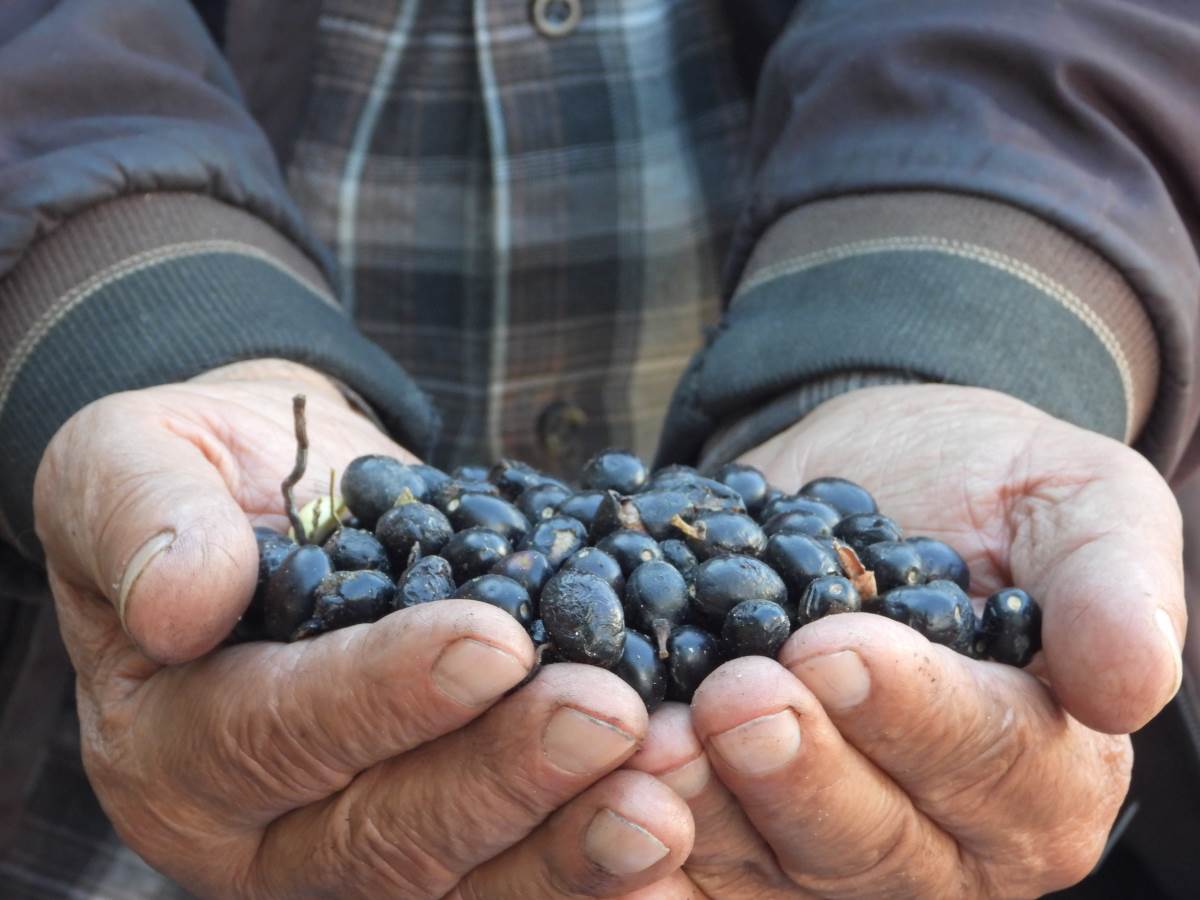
[0, 0, 438, 558]
[658, 0, 1199, 479]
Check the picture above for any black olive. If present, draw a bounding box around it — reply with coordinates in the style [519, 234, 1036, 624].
[580, 448, 649, 495]
[429, 478, 500, 514]
[588, 490, 644, 542]
[264, 544, 333, 642]
[559, 547, 626, 596]
[488, 458, 567, 501]
[760, 496, 840, 530]
[491, 549, 555, 601]
[798, 477, 878, 518]
[647, 465, 702, 490]
[762, 510, 835, 540]
[235, 529, 295, 641]
[519, 515, 588, 568]
[833, 514, 903, 556]
[517, 482, 575, 523]
[625, 560, 691, 657]
[341, 456, 429, 528]
[714, 463, 771, 517]
[556, 490, 610, 533]
[877, 580, 976, 654]
[613, 630, 668, 711]
[393, 555, 456, 610]
[292, 569, 395, 639]
[978, 588, 1042, 666]
[906, 536, 970, 592]
[692, 554, 787, 625]
[441, 527, 512, 583]
[596, 529, 663, 577]
[721, 599, 792, 659]
[324, 527, 390, 574]
[410, 464, 452, 493]
[800, 575, 862, 624]
[451, 464, 491, 483]
[444, 493, 531, 544]
[541, 570, 626, 667]
[666, 626, 722, 702]
[375, 502, 454, 570]
[859, 541, 926, 594]
[763, 533, 842, 615]
[659, 539, 698, 585]
[675, 511, 766, 560]
[457, 574, 535, 627]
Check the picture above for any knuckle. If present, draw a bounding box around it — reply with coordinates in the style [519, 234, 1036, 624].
[321, 784, 459, 897]
[213, 673, 349, 807]
[470, 762, 550, 825]
[782, 809, 923, 897]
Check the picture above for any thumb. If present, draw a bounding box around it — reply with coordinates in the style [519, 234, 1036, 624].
[35, 395, 258, 665]
[1012, 445, 1185, 735]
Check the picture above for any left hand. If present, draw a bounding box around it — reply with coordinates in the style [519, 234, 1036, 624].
[625, 384, 1185, 898]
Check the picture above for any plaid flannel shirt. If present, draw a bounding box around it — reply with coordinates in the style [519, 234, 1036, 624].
[3, 1, 753, 895]
[3, 1, 1200, 897]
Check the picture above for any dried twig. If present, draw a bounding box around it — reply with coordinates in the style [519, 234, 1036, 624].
[282, 394, 310, 544]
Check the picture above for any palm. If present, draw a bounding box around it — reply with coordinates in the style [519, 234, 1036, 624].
[152, 378, 416, 528]
[742, 384, 1170, 609]
[625, 384, 1186, 898]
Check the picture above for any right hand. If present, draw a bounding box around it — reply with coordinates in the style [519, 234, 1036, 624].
[33, 360, 693, 898]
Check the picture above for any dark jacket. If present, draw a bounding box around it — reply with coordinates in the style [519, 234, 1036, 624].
[1, 1, 1199, 894]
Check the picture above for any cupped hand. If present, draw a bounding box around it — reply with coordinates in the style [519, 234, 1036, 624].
[627, 384, 1185, 898]
[35, 360, 692, 898]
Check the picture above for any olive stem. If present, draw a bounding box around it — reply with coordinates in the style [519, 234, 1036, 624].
[652, 619, 672, 659]
[282, 394, 310, 544]
[669, 514, 702, 540]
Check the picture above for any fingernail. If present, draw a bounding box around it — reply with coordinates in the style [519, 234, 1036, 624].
[543, 708, 637, 775]
[710, 710, 800, 776]
[1155, 609, 1183, 700]
[116, 531, 175, 629]
[793, 649, 871, 712]
[432, 639, 529, 707]
[584, 809, 669, 875]
[656, 754, 710, 800]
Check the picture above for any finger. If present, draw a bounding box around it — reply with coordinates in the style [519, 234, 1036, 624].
[781, 613, 1131, 893]
[450, 771, 694, 898]
[620, 871, 710, 900]
[626, 704, 792, 899]
[1008, 443, 1185, 733]
[34, 394, 258, 663]
[690, 655, 969, 898]
[256, 663, 650, 898]
[100, 600, 534, 833]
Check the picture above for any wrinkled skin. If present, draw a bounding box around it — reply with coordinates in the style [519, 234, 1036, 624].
[34, 360, 693, 898]
[625, 384, 1184, 898]
[35, 366, 1185, 898]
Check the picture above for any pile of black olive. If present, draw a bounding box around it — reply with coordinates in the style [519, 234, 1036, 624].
[237, 449, 1042, 711]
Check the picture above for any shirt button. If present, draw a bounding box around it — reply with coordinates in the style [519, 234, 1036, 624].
[531, 0, 582, 38]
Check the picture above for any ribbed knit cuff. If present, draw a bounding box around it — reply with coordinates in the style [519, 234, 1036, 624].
[659, 191, 1159, 467]
[0, 193, 438, 557]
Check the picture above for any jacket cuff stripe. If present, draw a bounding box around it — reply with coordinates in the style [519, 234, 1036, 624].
[738, 235, 1138, 441]
[0, 250, 437, 555]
